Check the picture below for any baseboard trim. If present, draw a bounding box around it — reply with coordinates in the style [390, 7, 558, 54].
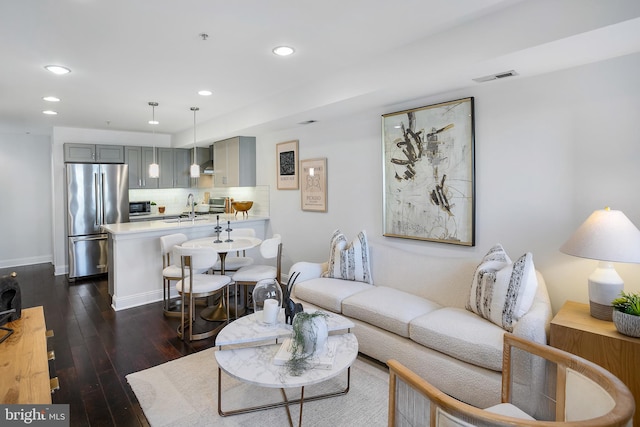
[0, 256, 53, 269]
[112, 290, 162, 311]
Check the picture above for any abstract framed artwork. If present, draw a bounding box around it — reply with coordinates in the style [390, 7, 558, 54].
[300, 158, 327, 212]
[276, 140, 299, 190]
[382, 97, 475, 246]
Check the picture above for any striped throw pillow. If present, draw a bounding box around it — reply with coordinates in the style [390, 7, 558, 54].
[323, 229, 372, 284]
[466, 244, 538, 332]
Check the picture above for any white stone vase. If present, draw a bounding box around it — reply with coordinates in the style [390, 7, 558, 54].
[613, 310, 640, 338]
[294, 314, 328, 356]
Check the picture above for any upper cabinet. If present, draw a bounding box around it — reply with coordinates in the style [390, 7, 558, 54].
[157, 147, 191, 188]
[212, 136, 256, 187]
[64, 143, 124, 163]
[173, 148, 191, 188]
[124, 146, 158, 189]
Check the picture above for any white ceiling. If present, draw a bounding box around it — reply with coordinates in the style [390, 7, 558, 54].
[1, 0, 640, 145]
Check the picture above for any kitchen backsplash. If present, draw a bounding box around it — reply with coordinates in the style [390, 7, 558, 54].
[129, 185, 270, 217]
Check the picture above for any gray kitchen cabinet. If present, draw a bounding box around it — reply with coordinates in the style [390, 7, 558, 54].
[212, 136, 256, 187]
[157, 147, 191, 188]
[64, 143, 124, 163]
[157, 147, 175, 188]
[124, 146, 158, 189]
[173, 148, 191, 188]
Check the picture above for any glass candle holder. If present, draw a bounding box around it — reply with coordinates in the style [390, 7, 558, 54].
[252, 279, 283, 324]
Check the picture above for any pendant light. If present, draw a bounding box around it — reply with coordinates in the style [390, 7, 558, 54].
[148, 102, 160, 178]
[190, 107, 200, 178]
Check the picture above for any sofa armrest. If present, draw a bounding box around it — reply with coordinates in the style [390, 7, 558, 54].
[512, 300, 553, 345]
[287, 261, 327, 284]
[512, 270, 553, 344]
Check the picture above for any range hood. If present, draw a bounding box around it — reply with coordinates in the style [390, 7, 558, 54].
[199, 147, 215, 174]
[200, 159, 215, 174]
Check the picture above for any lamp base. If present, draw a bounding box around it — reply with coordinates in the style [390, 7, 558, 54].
[589, 300, 614, 321]
[587, 261, 623, 321]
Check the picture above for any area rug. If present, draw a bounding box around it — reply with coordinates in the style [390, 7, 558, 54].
[126, 348, 389, 426]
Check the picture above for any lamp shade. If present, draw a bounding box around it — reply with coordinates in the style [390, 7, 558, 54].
[560, 208, 640, 264]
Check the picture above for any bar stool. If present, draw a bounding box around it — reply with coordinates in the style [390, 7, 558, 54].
[159, 233, 188, 317]
[175, 246, 232, 341]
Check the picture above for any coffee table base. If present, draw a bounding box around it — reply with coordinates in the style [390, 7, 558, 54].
[217, 366, 351, 427]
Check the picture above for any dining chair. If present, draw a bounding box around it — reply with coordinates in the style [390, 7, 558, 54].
[232, 234, 282, 316]
[159, 233, 188, 317]
[175, 246, 232, 341]
[387, 333, 634, 427]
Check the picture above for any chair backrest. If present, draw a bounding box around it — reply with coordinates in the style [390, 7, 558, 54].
[160, 233, 188, 266]
[387, 333, 634, 427]
[174, 246, 218, 272]
[259, 234, 281, 259]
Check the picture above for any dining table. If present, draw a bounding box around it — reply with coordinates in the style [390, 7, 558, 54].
[182, 235, 262, 322]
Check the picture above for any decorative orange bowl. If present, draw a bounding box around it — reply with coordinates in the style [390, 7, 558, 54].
[232, 201, 253, 213]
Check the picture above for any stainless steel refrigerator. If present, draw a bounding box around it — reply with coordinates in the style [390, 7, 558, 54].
[66, 163, 129, 279]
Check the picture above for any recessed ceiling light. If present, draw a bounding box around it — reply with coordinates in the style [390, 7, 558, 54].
[44, 65, 71, 75]
[43, 96, 60, 102]
[198, 90, 212, 96]
[272, 46, 295, 56]
[42, 110, 58, 115]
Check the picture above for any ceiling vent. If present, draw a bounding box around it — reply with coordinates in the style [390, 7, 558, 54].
[298, 120, 317, 125]
[472, 70, 518, 83]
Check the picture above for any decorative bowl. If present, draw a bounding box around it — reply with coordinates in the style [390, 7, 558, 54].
[613, 310, 640, 338]
[232, 201, 253, 215]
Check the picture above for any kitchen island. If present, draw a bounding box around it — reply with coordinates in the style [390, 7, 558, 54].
[102, 214, 269, 311]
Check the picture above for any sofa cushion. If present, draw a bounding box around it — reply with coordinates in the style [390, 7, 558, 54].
[342, 286, 440, 337]
[294, 277, 371, 313]
[322, 229, 372, 284]
[467, 244, 538, 332]
[410, 307, 505, 371]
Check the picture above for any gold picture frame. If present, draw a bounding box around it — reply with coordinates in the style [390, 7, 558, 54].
[301, 158, 327, 212]
[276, 140, 299, 190]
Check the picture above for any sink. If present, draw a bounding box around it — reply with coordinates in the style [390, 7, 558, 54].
[164, 217, 209, 223]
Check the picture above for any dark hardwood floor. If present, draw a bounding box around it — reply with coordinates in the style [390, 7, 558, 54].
[1, 263, 220, 427]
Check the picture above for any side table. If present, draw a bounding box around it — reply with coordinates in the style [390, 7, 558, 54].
[550, 300, 640, 426]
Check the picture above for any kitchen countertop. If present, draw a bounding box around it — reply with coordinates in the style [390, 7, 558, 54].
[102, 213, 268, 236]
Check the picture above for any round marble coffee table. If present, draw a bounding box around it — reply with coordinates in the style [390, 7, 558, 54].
[215, 311, 358, 427]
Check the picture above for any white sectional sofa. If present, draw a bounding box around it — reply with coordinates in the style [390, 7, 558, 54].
[289, 240, 553, 409]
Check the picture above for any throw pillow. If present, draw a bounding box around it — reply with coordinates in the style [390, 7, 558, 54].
[322, 229, 373, 284]
[466, 244, 538, 332]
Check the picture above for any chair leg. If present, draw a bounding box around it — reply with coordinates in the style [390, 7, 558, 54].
[189, 293, 195, 342]
[180, 291, 186, 342]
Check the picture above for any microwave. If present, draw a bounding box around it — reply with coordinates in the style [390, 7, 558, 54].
[129, 201, 151, 216]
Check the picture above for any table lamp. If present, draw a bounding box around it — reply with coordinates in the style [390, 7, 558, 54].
[560, 207, 640, 320]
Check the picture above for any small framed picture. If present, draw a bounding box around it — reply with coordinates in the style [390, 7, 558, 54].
[301, 158, 327, 212]
[276, 140, 299, 190]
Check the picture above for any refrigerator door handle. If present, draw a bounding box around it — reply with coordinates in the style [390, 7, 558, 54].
[101, 172, 106, 225]
[94, 172, 100, 226]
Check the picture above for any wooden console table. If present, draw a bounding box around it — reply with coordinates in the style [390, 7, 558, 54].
[0, 306, 52, 404]
[550, 301, 640, 426]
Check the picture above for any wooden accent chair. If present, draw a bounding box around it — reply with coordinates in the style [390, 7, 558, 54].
[388, 333, 634, 427]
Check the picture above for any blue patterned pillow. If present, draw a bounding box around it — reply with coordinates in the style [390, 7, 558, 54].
[323, 229, 372, 284]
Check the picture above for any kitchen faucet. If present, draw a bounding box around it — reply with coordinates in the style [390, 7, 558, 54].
[186, 193, 195, 219]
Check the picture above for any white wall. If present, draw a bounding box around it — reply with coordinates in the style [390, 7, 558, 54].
[0, 133, 53, 268]
[257, 52, 640, 314]
[5, 53, 640, 316]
